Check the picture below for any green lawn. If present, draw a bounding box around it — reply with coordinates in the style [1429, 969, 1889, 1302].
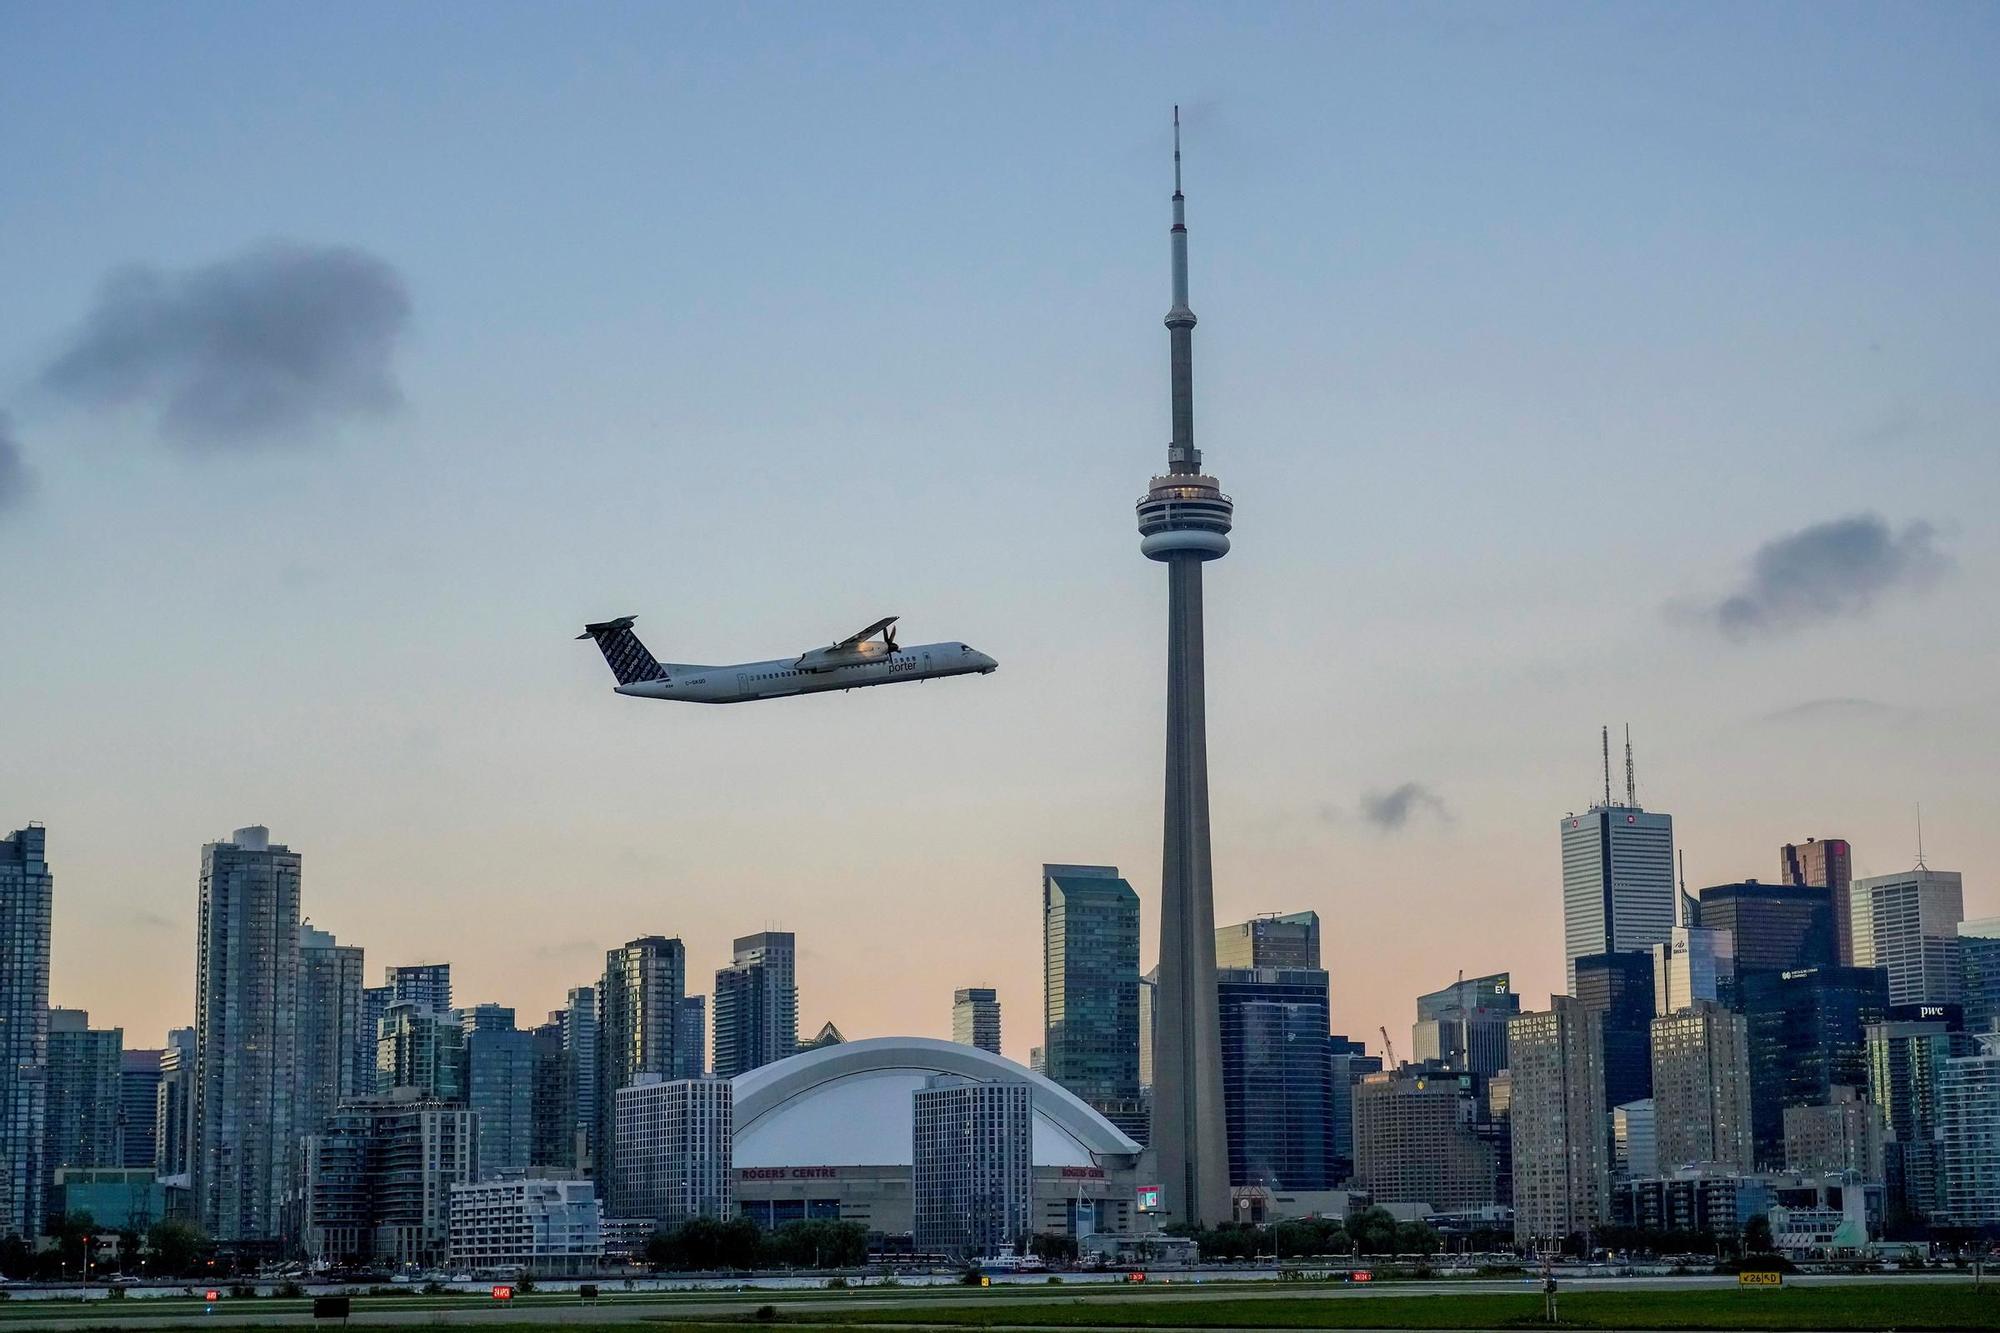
[739, 1283, 2000, 1330]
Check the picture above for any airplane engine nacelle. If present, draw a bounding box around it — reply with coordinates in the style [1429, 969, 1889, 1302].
[793, 644, 887, 672]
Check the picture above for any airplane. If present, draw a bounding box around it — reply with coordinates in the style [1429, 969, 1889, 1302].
[577, 614, 997, 704]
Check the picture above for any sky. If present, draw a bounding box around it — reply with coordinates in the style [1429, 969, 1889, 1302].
[3, 3, 1998, 1065]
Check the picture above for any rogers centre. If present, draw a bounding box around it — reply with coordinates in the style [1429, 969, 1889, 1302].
[729, 1037, 1149, 1244]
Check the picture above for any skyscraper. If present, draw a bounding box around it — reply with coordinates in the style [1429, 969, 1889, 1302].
[0, 825, 51, 1238]
[1961, 917, 2000, 1036]
[376, 1001, 465, 1100]
[358, 984, 391, 1094]
[119, 1047, 164, 1170]
[1865, 1013, 1973, 1228]
[610, 1075, 731, 1225]
[194, 825, 301, 1243]
[466, 1020, 536, 1180]
[675, 995, 707, 1080]
[386, 963, 452, 1015]
[1351, 1069, 1498, 1212]
[1412, 972, 1520, 1076]
[1573, 951, 1655, 1111]
[911, 1077, 1032, 1260]
[1217, 966, 1335, 1189]
[1559, 739, 1675, 993]
[560, 985, 597, 1173]
[1739, 965, 1890, 1169]
[1326, 1036, 1382, 1187]
[44, 1009, 123, 1186]
[1852, 868, 1965, 1007]
[951, 988, 1002, 1055]
[154, 1027, 195, 1181]
[297, 921, 366, 1139]
[596, 937, 684, 1187]
[1214, 913, 1319, 970]
[1781, 838, 1854, 965]
[1135, 111, 1233, 1226]
[1041, 865, 1143, 1139]
[1508, 997, 1609, 1244]
[1649, 1001, 1753, 1173]
[1936, 1033, 2000, 1228]
[1698, 880, 1836, 977]
[1651, 925, 1736, 1015]
[712, 932, 796, 1079]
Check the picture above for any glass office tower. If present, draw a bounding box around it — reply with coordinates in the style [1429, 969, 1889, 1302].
[1041, 865, 1143, 1141]
[1739, 965, 1890, 1169]
[1217, 966, 1334, 1189]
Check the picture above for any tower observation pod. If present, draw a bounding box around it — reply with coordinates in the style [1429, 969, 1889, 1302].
[1136, 106, 1233, 1228]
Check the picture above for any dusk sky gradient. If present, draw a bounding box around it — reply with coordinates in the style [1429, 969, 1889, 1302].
[3, 3, 1997, 1062]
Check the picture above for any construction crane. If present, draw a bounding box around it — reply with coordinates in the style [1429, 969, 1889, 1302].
[1379, 1025, 1398, 1068]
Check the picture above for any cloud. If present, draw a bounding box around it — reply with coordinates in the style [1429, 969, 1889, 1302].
[0, 413, 28, 514]
[42, 242, 410, 445]
[132, 909, 178, 931]
[1757, 697, 1922, 726]
[1359, 782, 1451, 831]
[1703, 513, 1949, 639]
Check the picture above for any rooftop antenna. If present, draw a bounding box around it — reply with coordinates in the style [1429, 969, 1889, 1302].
[1915, 803, 1927, 870]
[1624, 724, 1636, 807]
[1601, 726, 1612, 807]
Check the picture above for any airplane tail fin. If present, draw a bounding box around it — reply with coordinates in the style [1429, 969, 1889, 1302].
[576, 616, 669, 685]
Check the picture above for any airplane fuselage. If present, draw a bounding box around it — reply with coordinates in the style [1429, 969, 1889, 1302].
[615, 641, 996, 704]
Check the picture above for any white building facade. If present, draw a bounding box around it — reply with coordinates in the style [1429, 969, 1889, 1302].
[1561, 806, 1675, 993]
[1852, 869, 1964, 1007]
[448, 1177, 602, 1276]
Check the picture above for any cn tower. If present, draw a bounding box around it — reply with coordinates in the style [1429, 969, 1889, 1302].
[1137, 107, 1232, 1226]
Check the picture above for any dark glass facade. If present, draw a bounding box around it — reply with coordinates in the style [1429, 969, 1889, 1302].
[1573, 950, 1655, 1109]
[1217, 967, 1333, 1189]
[1739, 965, 1890, 1169]
[1041, 867, 1141, 1111]
[1700, 881, 1836, 976]
[1960, 926, 2000, 1037]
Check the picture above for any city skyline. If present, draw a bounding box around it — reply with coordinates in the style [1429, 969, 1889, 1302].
[4, 6, 2000, 1066]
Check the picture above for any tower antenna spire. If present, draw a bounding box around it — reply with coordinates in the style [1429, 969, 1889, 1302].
[1601, 726, 1612, 807]
[1173, 104, 1183, 195]
[1625, 724, 1636, 807]
[1916, 803, 1927, 869]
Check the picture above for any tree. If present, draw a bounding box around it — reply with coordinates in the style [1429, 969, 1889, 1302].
[1742, 1215, 1774, 1255]
[144, 1220, 210, 1276]
[1350, 1207, 1400, 1256]
[1395, 1220, 1441, 1256]
[761, 1220, 867, 1269]
[1028, 1232, 1078, 1266]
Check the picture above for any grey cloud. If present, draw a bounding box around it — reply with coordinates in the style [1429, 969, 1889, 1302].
[133, 909, 178, 931]
[1706, 514, 1949, 639]
[42, 242, 410, 445]
[1359, 782, 1451, 831]
[0, 413, 28, 514]
[1758, 697, 1920, 726]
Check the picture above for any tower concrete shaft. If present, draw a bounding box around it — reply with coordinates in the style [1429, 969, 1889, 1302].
[1136, 108, 1233, 1225]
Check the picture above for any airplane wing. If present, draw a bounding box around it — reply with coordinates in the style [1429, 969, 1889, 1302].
[832, 616, 897, 649]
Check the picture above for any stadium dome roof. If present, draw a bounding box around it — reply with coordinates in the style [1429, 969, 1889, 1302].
[731, 1036, 1143, 1169]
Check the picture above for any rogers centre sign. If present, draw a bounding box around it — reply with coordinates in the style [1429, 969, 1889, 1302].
[738, 1166, 839, 1181]
[1059, 1166, 1106, 1179]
